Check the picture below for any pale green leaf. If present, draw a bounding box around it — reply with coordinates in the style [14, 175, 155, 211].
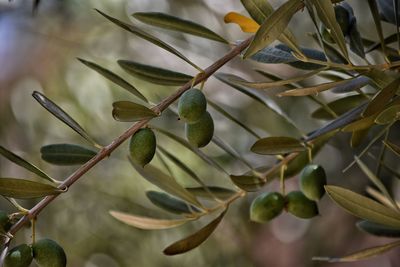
[0, 178, 62, 199]
[375, 104, 400, 125]
[251, 136, 305, 155]
[112, 101, 157, 122]
[230, 174, 265, 192]
[185, 186, 236, 200]
[146, 191, 199, 215]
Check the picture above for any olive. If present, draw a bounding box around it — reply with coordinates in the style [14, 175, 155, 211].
[4, 244, 33, 267]
[250, 192, 285, 223]
[178, 88, 207, 123]
[285, 191, 319, 219]
[129, 128, 156, 167]
[185, 111, 214, 148]
[32, 239, 66, 267]
[299, 164, 327, 201]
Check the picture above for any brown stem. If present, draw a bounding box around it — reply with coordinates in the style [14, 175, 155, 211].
[4, 37, 253, 241]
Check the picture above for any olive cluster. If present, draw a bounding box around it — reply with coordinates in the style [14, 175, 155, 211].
[250, 164, 327, 223]
[4, 238, 66, 267]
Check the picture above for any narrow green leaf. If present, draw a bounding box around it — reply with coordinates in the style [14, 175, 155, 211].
[32, 91, 99, 147]
[357, 220, 400, 237]
[251, 136, 305, 155]
[132, 12, 227, 43]
[331, 76, 371, 94]
[212, 136, 254, 169]
[312, 95, 368, 120]
[77, 58, 147, 102]
[109, 210, 190, 230]
[0, 178, 62, 199]
[112, 101, 157, 122]
[96, 9, 200, 70]
[375, 104, 400, 125]
[118, 60, 193, 86]
[325, 185, 400, 228]
[130, 161, 203, 208]
[185, 186, 236, 200]
[310, 0, 349, 59]
[313, 240, 400, 262]
[348, 24, 365, 58]
[367, 0, 388, 57]
[384, 141, 400, 157]
[146, 191, 199, 215]
[230, 174, 265, 192]
[355, 156, 399, 211]
[275, 44, 327, 70]
[0, 146, 54, 183]
[163, 210, 226, 255]
[249, 45, 297, 64]
[243, 0, 303, 58]
[40, 144, 97, 166]
[363, 77, 400, 117]
[341, 115, 375, 132]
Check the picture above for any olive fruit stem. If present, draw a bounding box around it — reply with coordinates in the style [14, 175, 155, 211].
[1, 36, 254, 253]
[280, 164, 287, 196]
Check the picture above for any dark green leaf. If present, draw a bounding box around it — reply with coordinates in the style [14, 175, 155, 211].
[118, 60, 193, 86]
[357, 220, 400, 237]
[250, 46, 297, 64]
[348, 24, 365, 58]
[32, 91, 99, 147]
[40, 144, 97, 166]
[375, 104, 400, 125]
[366, 0, 388, 57]
[0, 146, 54, 182]
[230, 174, 265, 192]
[331, 76, 370, 94]
[163, 210, 226, 255]
[130, 162, 202, 208]
[325, 185, 400, 228]
[96, 9, 200, 70]
[185, 186, 236, 200]
[251, 136, 305, 155]
[0, 178, 62, 199]
[112, 101, 157, 122]
[132, 12, 227, 43]
[312, 95, 368, 120]
[243, 0, 303, 58]
[77, 58, 147, 102]
[109, 210, 190, 230]
[146, 191, 199, 215]
[275, 44, 327, 70]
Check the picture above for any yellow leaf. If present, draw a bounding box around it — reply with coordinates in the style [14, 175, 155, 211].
[224, 12, 259, 33]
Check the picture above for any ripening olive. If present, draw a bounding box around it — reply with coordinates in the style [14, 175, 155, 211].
[250, 192, 285, 223]
[32, 239, 67, 267]
[299, 164, 327, 201]
[178, 88, 207, 123]
[185, 111, 214, 148]
[285, 191, 319, 219]
[4, 244, 33, 267]
[129, 128, 156, 167]
[0, 210, 11, 233]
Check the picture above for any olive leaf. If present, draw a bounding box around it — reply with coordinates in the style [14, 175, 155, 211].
[40, 144, 97, 166]
[132, 12, 228, 43]
[146, 191, 200, 215]
[325, 185, 400, 228]
[274, 44, 327, 70]
[367, 0, 388, 57]
[313, 240, 400, 262]
[243, 0, 303, 58]
[109, 210, 190, 230]
[95, 9, 200, 70]
[0, 178, 62, 199]
[112, 101, 157, 122]
[375, 104, 400, 125]
[212, 136, 253, 170]
[230, 174, 266, 192]
[130, 161, 203, 208]
[185, 187, 236, 200]
[0, 146, 55, 183]
[118, 60, 193, 86]
[251, 136, 305, 155]
[77, 58, 147, 102]
[383, 141, 400, 157]
[311, 95, 368, 120]
[357, 220, 400, 238]
[32, 91, 100, 148]
[163, 210, 227, 255]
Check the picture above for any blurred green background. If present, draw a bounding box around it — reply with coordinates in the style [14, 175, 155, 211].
[0, 0, 400, 266]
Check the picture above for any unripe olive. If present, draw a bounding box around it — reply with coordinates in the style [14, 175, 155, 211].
[299, 164, 327, 201]
[178, 88, 207, 123]
[129, 128, 156, 167]
[185, 111, 214, 148]
[250, 192, 285, 223]
[4, 244, 33, 267]
[285, 191, 319, 219]
[32, 239, 66, 267]
[0, 211, 11, 233]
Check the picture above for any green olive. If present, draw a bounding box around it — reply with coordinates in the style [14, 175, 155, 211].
[129, 128, 156, 167]
[0, 210, 11, 233]
[285, 191, 319, 219]
[250, 192, 285, 223]
[4, 244, 33, 267]
[185, 111, 214, 148]
[178, 88, 207, 123]
[32, 239, 66, 267]
[299, 164, 327, 201]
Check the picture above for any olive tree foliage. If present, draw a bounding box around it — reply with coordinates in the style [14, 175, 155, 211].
[1, 0, 400, 265]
